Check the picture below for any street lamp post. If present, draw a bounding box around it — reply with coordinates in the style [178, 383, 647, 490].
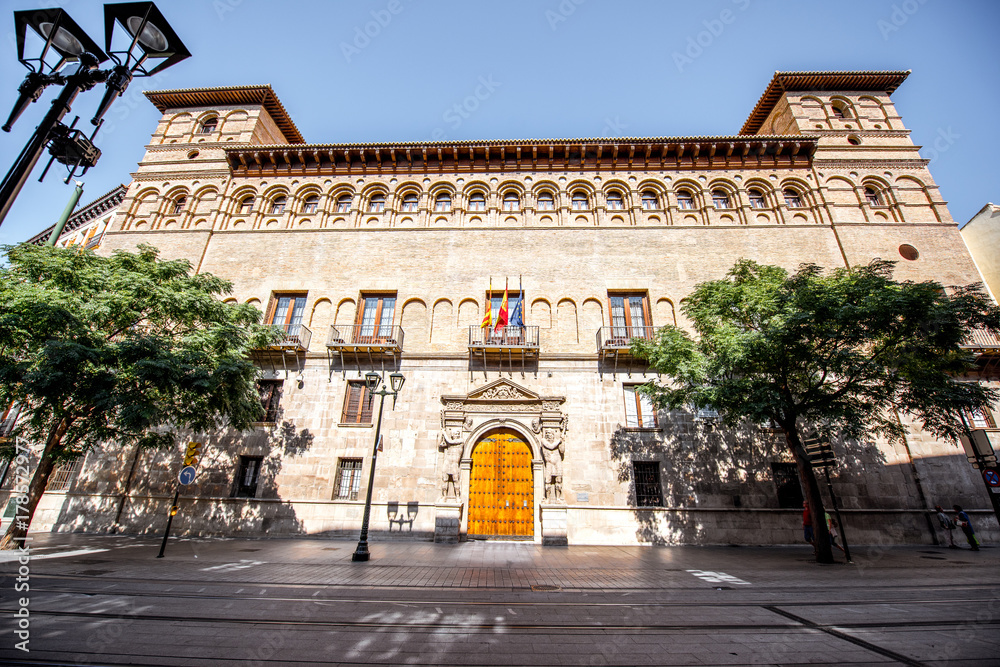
[352, 371, 405, 563]
[0, 3, 190, 227]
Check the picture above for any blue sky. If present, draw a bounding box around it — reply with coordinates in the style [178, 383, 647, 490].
[1, 0, 998, 244]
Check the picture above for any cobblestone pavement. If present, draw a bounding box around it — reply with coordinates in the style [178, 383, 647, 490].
[1, 534, 999, 666]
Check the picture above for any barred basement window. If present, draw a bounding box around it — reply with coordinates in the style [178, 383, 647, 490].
[341, 380, 374, 424]
[632, 461, 663, 507]
[47, 457, 84, 491]
[234, 456, 263, 498]
[334, 458, 364, 500]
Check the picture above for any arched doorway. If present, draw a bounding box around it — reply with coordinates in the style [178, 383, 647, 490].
[468, 429, 534, 539]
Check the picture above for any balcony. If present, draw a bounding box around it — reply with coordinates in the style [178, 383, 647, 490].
[597, 326, 657, 356]
[326, 325, 404, 369]
[267, 322, 312, 351]
[468, 325, 539, 354]
[961, 328, 1000, 379]
[84, 234, 103, 250]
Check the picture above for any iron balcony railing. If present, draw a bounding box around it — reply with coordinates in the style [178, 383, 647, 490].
[597, 325, 657, 352]
[84, 234, 103, 250]
[270, 322, 312, 350]
[326, 324, 404, 351]
[961, 329, 1000, 350]
[468, 325, 540, 350]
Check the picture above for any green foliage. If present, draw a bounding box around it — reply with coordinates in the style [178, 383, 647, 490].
[631, 258, 1000, 442]
[0, 243, 281, 461]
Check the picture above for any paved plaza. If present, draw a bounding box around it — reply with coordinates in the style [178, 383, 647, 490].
[1, 533, 998, 666]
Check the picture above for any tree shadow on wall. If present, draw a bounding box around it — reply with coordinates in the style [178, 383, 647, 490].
[54, 407, 316, 539]
[608, 410, 888, 546]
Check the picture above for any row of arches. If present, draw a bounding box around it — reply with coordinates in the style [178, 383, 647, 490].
[227, 293, 681, 354]
[118, 172, 943, 232]
[158, 109, 250, 144]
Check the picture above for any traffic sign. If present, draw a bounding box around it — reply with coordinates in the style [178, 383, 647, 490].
[183, 441, 203, 467]
[985, 469, 1000, 488]
[178, 465, 197, 485]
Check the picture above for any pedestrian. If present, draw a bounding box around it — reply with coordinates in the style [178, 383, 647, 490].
[826, 512, 845, 554]
[934, 505, 957, 548]
[952, 504, 980, 551]
[802, 501, 815, 553]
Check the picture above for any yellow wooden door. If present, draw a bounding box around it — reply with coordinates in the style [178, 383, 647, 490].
[468, 430, 533, 539]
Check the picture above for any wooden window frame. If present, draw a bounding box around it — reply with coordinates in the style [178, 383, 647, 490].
[333, 458, 364, 500]
[335, 195, 352, 212]
[570, 191, 589, 211]
[238, 196, 255, 215]
[301, 195, 319, 214]
[640, 191, 658, 210]
[968, 408, 996, 429]
[171, 197, 186, 215]
[199, 117, 218, 134]
[502, 192, 520, 211]
[608, 292, 652, 342]
[485, 289, 525, 342]
[864, 187, 883, 207]
[257, 380, 283, 423]
[676, 190, 695, 210]
[468, 192, 487, 211]
[783, 189, 804, 209]
[434, 193, 452, 212]
[354, 292, 397, 344]
[606, 190, 625, 210]
[266, 292, 308, 338]
[537, 191, 555, 211]
[270, 196, 287, 215]
[712, 190, 732, 210]
[341, 380, 374, 425]
[748, 189, 767, 209]
[401, 193, 419, 212]
[623, 385, 657, 428]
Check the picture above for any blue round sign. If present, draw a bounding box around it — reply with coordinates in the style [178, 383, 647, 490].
[178, 465, 197, 485]
[984, 469, 1000, 488]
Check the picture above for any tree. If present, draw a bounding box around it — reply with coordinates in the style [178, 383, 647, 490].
[0, 244, 281, 550]
[631, 259, 1000, 564]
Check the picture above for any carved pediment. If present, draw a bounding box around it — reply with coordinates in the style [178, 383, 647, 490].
[441, 378, 565, 410]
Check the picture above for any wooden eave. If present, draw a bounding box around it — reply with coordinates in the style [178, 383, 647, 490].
[224, 136, 818, 177]
[740, 70, 910, 136]
[144, 85, 304, 144]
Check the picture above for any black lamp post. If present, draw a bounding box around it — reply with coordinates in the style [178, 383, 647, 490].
[352, 371, 406, 562]
[0, 3, 189, 227]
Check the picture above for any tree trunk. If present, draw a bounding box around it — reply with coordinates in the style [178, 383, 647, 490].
[784, 425, 835, 564]
[0, 418, 70, 550]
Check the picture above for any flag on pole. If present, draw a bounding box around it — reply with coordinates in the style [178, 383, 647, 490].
[481, 277, 492, 329]
[494, 279, 509, 333]
[510, 275, 524, 328]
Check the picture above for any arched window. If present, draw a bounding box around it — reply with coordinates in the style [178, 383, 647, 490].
[571, 190, 589, 211]
[269, 196, 287, 215]
[830, 103, 846, 119]
[468, 192, 486, 211]
[537, 191, 555, 211]
[238, 195, 254, 214]
[864, 186, 882, 206]
[711, 189, 731, 209]
[335, 194, 352, 212]
[434, 192, 452, 212]
[171, 196, 187, 215]
[640, 190, 658, 210]
[783, 188, 804, 209]
[748, 189, 766, 209]
[302, 194, 319, 214]
[676, 190, 695, 210]
[199, 117, 218, 134]
[606, 190, 625, 210]
[368, 193, 386, 213]
[502, 191, 520, 211]
[401, 193, 419, 212]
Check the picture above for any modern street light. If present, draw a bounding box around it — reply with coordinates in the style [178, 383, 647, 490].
[0, 3, 190, 226]
[352, 371, 406, 562]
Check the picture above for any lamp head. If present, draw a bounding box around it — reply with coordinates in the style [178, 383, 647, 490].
[364, 372, 382, 392]
[13, 8, 107, 72]
[103, 2, 190, 76]
[389, 372, 405, 394]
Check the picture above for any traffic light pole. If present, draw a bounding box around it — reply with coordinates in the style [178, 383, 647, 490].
[155, 487, 180, 559]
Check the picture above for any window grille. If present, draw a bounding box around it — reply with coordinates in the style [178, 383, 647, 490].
[633, 462, 663, 507]
[334, 459, 364, 500]
[771, 462, 804, 508]
[234, 456, 263, 498]
[47, 457, 84, 491]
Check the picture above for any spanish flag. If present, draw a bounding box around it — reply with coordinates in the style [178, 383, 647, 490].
[494, 279, 509, 333]
[481, 277, 492, 329]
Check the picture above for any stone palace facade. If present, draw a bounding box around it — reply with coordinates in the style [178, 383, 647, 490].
[15, 70, 999, 546]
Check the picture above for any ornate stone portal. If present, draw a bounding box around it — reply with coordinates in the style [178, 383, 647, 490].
[436, 379, 567, 544]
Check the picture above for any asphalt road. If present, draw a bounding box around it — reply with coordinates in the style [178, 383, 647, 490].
[1, 534, 998, 666]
